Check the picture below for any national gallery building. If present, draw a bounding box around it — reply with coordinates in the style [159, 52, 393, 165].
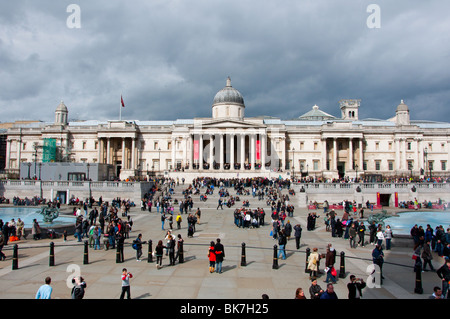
[3, 77, 450, 181]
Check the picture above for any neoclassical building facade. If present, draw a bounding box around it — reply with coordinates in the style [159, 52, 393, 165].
[4, 77, 450, 180]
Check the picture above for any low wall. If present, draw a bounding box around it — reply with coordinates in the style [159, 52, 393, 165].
[295, 182, 450, 208]
[0, 180, 154, 204]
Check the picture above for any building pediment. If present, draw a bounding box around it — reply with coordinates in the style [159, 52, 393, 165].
[201, 118, 266, 129]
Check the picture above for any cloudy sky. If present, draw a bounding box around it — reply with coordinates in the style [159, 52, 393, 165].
[1, 0, 449, 123]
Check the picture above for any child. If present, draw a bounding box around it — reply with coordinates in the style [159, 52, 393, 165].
[208, 241, 216, 273]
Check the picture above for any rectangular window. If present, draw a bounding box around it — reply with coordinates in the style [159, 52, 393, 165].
[375, 160, 381, 171]
[388, 161, 394, 171]
[441, 161, 447, 171]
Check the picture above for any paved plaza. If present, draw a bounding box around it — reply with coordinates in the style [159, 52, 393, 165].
[0, 183, 446, 300]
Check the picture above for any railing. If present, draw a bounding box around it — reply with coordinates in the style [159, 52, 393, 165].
[297, 182, 450, 192]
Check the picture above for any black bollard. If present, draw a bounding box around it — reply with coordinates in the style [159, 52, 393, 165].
[49, 242, 55, 266]
[339, 251, 346, 278]
[305, 248, 310, 273]
[12, 244, 18, 270]
[116, 243, 121, 263]
[178, 240, 184, 264]
[147, 239, 153, 263]
[83, 241, 89, 264]
[414, 263, 423, 294]
[272, 244, 278, 269]
[241, 242, 246, 267]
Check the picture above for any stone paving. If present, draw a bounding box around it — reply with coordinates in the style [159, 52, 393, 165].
[0, 183, 446, 299]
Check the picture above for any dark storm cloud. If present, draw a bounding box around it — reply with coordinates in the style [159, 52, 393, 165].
[0, 0, 449, 123]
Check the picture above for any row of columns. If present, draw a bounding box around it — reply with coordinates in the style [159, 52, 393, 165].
[99, 137, 136, 170]
[189, 133, 268, 171]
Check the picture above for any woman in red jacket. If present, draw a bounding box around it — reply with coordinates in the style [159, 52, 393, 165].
[208, 241, 216, 273]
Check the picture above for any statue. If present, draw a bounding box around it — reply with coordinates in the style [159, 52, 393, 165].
[367, 209, 391, 228]
[38, 206, 60, 223]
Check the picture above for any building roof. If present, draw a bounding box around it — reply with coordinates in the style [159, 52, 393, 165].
[298, 105, 336, 120]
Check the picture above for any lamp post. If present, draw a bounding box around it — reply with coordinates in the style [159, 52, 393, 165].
[355, 164, 358, 182]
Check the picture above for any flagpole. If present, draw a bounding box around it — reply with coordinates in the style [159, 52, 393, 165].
[120, 94, 122, 121]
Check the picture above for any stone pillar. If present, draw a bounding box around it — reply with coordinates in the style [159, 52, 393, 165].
[230, 133, 235, 170]
[189, 134, 193, 170]
[5, 139, 11, 170]
[171, 137, 176, 171]
[250, 134, 255, 170]
[121, 138, 126, 169]
[333, 138, 337, 171]
[106, 138, 111, 165]
[219, 133, 224, 170]
[395, 138, 400, 171]
[261, 134, 266, 170]
[131, 138, 136, 170]
[322, 138, 327, 171]
[240, 133, 245, 170]
[281, 137, 286, 171]
[209, 134, 214, 170]
[359, 139, 364, 170]
[349, 138, 353, 170]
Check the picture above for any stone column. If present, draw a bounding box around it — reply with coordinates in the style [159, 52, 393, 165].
[121, 138, 126, 169]
[359, 139, 364, 170]
[333, 138, 337, 171]
[219, 133, 224, 170]
[281, 137, 286, 171]
[230, 133, 235, 170]
[106, 138, 111, 165]
[171, 137, 176, 171]
[349, 138, 353, 170]
[250, 134, 255, 170]
[189, 134, 193, 170]
[395, 138, 400, 171]
[322, 138, 327, 171]
[261, 134, 266, 170]
[209, 134, 214, 170]
[131, 138, 136, 170]
[5, 139, 11, 170]
[240, 133, 245, 170]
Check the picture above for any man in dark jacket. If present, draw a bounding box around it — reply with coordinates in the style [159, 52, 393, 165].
[293, 224, 302, 249]
[214, 238, 225, 274]
[436, 259, 450, 298]
[347, 275, 366, 299]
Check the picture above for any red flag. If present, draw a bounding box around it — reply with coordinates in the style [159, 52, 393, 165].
[121, 95, 125, 107]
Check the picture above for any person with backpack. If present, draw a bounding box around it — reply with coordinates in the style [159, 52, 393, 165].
[132, 233, 145, 261]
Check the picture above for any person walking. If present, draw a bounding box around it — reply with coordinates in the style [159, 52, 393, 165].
[307, 247, 320, 280]
[422, 240, 435, 271]
[35, 277, 52, 299]
[293, 224, 302, 249]
[133, 233, 145, 261]
[0, 230, 6, 261]
[277, 229, 287, 260]
[372, 244, 385, 284]
[214, 238, 225, 274]
[349, 223, 357, 249]
[155, 240, 166, 269]
[120, 268, 133, 299]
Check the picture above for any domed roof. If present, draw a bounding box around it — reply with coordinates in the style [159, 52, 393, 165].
[212, 77, 245, 107]
[56, 100, 68, 112]
[396, 100, 409, 112]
